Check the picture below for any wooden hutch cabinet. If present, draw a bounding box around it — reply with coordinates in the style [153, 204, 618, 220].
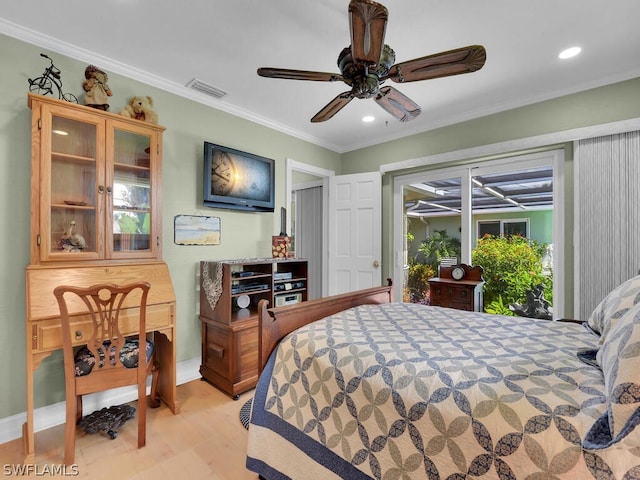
[199, 258, 308, 398]
[428, 264, 485, 312]
[24, 94, 178, 462]
[28, 93, 163, 262]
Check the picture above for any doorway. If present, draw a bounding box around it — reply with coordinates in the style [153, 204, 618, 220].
[286, 159, 332, 298]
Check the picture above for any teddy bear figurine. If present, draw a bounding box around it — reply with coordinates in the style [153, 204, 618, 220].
[119, 96, 159, 124]
[83, 65, 112, 111]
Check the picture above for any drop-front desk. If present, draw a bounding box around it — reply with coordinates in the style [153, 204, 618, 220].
[23, 261, 180, 462]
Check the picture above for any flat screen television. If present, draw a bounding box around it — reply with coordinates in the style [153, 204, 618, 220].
[203, 142, 275, 212]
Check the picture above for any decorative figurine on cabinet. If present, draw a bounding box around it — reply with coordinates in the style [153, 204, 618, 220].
[119, 96, 159, 124]
[57, 220, 87, 252]
[82, 65, 112, 111]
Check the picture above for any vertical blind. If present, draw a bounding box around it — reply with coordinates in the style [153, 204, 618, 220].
[575, 130, 640, 319]
[294, 186, 323, 300]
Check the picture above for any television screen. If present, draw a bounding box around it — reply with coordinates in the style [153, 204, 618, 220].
[203, 142, 275, 212]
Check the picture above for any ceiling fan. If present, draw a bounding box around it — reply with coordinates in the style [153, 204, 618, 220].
[257, 0, 486, 123]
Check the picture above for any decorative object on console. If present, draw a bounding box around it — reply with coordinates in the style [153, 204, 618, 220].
[119, 96, 158, 124]
[279, 206, 287, 236]
[272, 206, 292, 258]
[272, 236, 292, 258]
[82, 65, 112, 111]
[451, 265, 466, 281]
[235, 294, 251, 309]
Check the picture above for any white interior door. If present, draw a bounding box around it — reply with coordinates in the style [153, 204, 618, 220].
[328, 172, 382, 295]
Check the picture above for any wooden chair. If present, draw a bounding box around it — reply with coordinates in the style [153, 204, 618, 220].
[53, 282, 160, 465]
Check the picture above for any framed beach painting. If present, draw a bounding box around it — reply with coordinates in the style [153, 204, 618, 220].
[174, 215, 221, 245]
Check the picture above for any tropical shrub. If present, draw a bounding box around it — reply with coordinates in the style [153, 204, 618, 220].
[417, 229, 461, 268]
[484, 295, 513, 316]
[405, 262, 436, 304]
[472, 234, 551, 312]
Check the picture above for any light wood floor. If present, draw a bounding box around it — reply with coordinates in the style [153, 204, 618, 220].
[0, 380, 259, 479]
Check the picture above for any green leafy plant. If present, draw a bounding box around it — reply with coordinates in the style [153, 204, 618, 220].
[417, 229, 461, 268]
[405, 262, 436, 304]
[472, 234, 552, 311]
[484, 295, 513, 316]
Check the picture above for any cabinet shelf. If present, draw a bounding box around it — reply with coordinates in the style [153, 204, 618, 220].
[52, 203, 95, 210]
[114, 161, 150, 172]
[113, 206, 150, 213]
[274, 276, 307, 284]
[51, 152, 96, 164]
[230, 289, 270, 298]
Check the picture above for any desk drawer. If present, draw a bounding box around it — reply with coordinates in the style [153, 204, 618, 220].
[32, 303, 174, 353]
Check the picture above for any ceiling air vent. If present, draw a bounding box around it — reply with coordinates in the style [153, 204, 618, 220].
[186, 78, 226, 99]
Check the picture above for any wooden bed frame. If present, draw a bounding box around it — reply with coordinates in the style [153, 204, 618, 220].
[257, 282, 393, 372]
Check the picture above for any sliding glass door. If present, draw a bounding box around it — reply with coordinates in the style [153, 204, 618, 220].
[393, 150, 564, 317]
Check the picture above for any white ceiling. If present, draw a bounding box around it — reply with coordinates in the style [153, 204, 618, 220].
[2, 0, 640, 153]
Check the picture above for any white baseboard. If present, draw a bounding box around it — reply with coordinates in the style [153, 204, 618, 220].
[0, 356, 202, 446]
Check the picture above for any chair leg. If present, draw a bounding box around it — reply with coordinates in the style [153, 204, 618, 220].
[138, 378, 146, 449]
[64, 395, 79, 466]
[149, 361, 161, 408]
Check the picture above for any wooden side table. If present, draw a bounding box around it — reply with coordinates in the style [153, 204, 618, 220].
[428, 264, 484, 312]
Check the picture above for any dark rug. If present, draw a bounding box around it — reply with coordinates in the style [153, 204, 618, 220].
[240, 398, 253, 430]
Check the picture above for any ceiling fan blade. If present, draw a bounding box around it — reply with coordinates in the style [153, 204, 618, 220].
[375, 86, 421, 122]
[349, 0, 388, 67]
[311, 92, 354, 123]
[257, 67, 343, 82]
[384, 45, 486, 83]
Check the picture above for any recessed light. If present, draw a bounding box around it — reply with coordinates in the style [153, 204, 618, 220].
[559, 46, 581, 59]
[362, 115, 375, 123]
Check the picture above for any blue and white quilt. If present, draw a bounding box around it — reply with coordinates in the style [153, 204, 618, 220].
[246, 303, 640, 479]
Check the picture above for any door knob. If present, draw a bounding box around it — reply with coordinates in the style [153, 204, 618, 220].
[373, 260, 379, 268]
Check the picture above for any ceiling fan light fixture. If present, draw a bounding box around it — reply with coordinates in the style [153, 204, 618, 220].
[558, 46, 582, 59]
[362, 115, 375, 123]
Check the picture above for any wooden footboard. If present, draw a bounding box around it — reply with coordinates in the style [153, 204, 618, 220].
[257, 281, 393, 372]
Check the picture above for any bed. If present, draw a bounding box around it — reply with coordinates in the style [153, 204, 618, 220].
[246, 279, 640, 479]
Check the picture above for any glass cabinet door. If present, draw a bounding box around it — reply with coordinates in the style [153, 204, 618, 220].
[109, 124, 156, 258]
[44, 110, 102, 260]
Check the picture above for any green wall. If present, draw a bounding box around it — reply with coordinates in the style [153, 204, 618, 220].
[0, 33, 340, 421]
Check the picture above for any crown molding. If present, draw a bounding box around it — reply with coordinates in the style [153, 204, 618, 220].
[0, 18, 341, 152]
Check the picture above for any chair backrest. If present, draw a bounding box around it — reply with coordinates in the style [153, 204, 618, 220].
[53, 282, 151, 393]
